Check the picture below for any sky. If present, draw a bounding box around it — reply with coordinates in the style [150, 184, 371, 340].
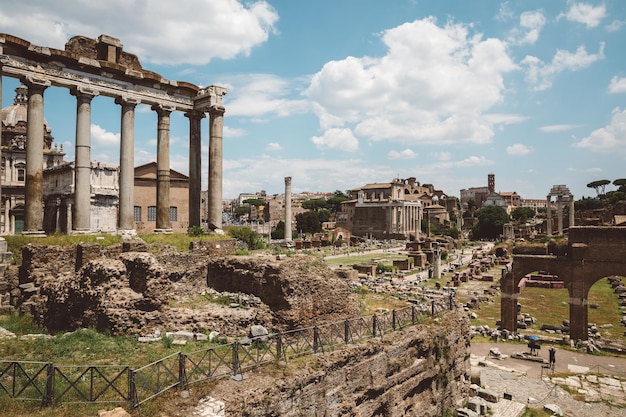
[1, 0, 625, 201]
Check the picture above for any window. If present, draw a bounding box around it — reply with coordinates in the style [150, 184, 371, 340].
[169, 206, 178, 222]
[147, 206, 157, 222]
[17, 168, 25, 182]
[134, 206, 142, 222]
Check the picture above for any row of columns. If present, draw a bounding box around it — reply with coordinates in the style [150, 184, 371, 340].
[1, 68, 225, 235]
[546, 194, 575, 236]
[388, 205, 421, 238]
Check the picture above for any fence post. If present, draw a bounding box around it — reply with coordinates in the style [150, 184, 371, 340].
[344, 319, 350, 343]
[42, 362, 54, 407]
[431, 300, 435, 317]
[232, 342, 241, 377]
[178, 353, 188, 391]
[313, 326, 320, 353]
[392, 310, 397, 331]
[372, 315, 377, 338]
[128, 368, 136, 409]
[276, 332, 283, 361]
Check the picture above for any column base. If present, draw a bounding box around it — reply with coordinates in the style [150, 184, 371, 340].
[70, 229, 92, 235]
[22, 230, 47, 238]
[154, 228, 173, 234]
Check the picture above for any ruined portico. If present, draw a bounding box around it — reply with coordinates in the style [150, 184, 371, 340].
[546, 185, 574, 236]
[0, 33, 227, 235]
[500, 226, 626, 341]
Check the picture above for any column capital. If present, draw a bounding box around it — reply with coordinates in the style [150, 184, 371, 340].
[194, 85, 228, 112]
[70, 85, 99, 99]
[151, 102, 176, 115]
[23, 75, 51, 90]
[184, 110, 207, 120]
[115, 95, 140, 107]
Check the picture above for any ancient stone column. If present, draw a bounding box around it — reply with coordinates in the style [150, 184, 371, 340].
[546, 196, 552, 236]
[0, 66, 3, 234]
[208, 105, 225, 230]
[24, 77, 50, 235]
[71, 87, 98, 233]
[116, 96, 139, 233]
[186, 111, 205, 228]
[284, 176, 292, 241]
[153, 104, 174, 233]
[556, 195, 563, 236]
[569, 196, 575, 230]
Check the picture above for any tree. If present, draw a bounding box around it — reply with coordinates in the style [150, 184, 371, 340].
[471, 205, 510, 240]
[271, 220, 285, 239]
[302, 199, 329, 211]
[296, 209, 331, 234]
[511, 206, 535, 224]
[586, 179, 610, 197]
[613, 178, 626, 193]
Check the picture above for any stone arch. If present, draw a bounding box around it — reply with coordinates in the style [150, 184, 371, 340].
[501, 227, 626, 341]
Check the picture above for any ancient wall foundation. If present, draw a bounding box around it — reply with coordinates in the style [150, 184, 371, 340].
[203, 311, 471, 417]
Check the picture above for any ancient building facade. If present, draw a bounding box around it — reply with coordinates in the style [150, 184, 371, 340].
[337, 177, 448, 240]
[133, 162, 189, 233]
[0, 33, 226, 235]
[0, 85, 66, 234]
[43, 161, 119, 234]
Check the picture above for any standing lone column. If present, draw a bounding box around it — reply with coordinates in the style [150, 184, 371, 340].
[284, 177, 292, 241]
[546, 196, 552, 236]
[186, 111, 205, 229]
[71, 87, 98, 233]
[152, 104, 174, 233]
[116, 96, 139, 233]
[569, 195, 575, 230]
[556, 195, 563, 236]
[24, 77, 50, 235]
[208, 102, 225, 231]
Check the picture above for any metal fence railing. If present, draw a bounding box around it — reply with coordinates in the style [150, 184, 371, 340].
[1, 294, 455, 409]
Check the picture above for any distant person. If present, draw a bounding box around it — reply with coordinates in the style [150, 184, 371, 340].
[549, 346, 556, 369]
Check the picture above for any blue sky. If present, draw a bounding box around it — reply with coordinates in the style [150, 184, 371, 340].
[1, 1, 625, 200]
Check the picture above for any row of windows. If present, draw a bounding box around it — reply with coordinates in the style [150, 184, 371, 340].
[134, 206, 177, 222]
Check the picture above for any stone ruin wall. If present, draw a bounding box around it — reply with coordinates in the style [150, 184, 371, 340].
[2, 241, 471, 415]
[205, 311, 471, 417]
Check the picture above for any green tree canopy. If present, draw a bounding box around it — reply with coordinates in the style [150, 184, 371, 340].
[302, 199, 329, 211]
[511, 206, 535, 224]
[586, 179, 611, 197]
[613, 178, 626, 193]
[471, 205, 510, 240]
[296, 209, 331, 234]
[242, 198, 266, 207]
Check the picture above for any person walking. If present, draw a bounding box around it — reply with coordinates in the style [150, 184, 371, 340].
[549, 346, 556, 370]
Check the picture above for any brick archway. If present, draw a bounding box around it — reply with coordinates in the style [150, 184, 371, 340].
[501, 227, 626, 341]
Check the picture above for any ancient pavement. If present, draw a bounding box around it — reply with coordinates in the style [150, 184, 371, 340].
[471, 341, 626, 417]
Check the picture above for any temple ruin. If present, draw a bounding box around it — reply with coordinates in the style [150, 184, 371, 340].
[0, 33, 226, 234]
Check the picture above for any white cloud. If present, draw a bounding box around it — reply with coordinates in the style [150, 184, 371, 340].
[539, 124, 581, 132]
[509, 10, 546, 45]
[387, 149, 417, 160]
[607, 19, 626, 32]
[434, 151, 452, 161]
[495, 2, 514, 22]
[608, 76, 626, 94]
[90, 124, 121, 164]
[506, 143, 533, 155]
[558, 2, 607, 28]
[0, 0, 279, 65]
[574, 107, 626, 152]
[305, 17, 517, 147]
[522, 43, 605, 91]
[484, 113, 529, 125]
[265, 142, 282, 151]
[223, 74, 310, 119]
[311, 128, 359, 152]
